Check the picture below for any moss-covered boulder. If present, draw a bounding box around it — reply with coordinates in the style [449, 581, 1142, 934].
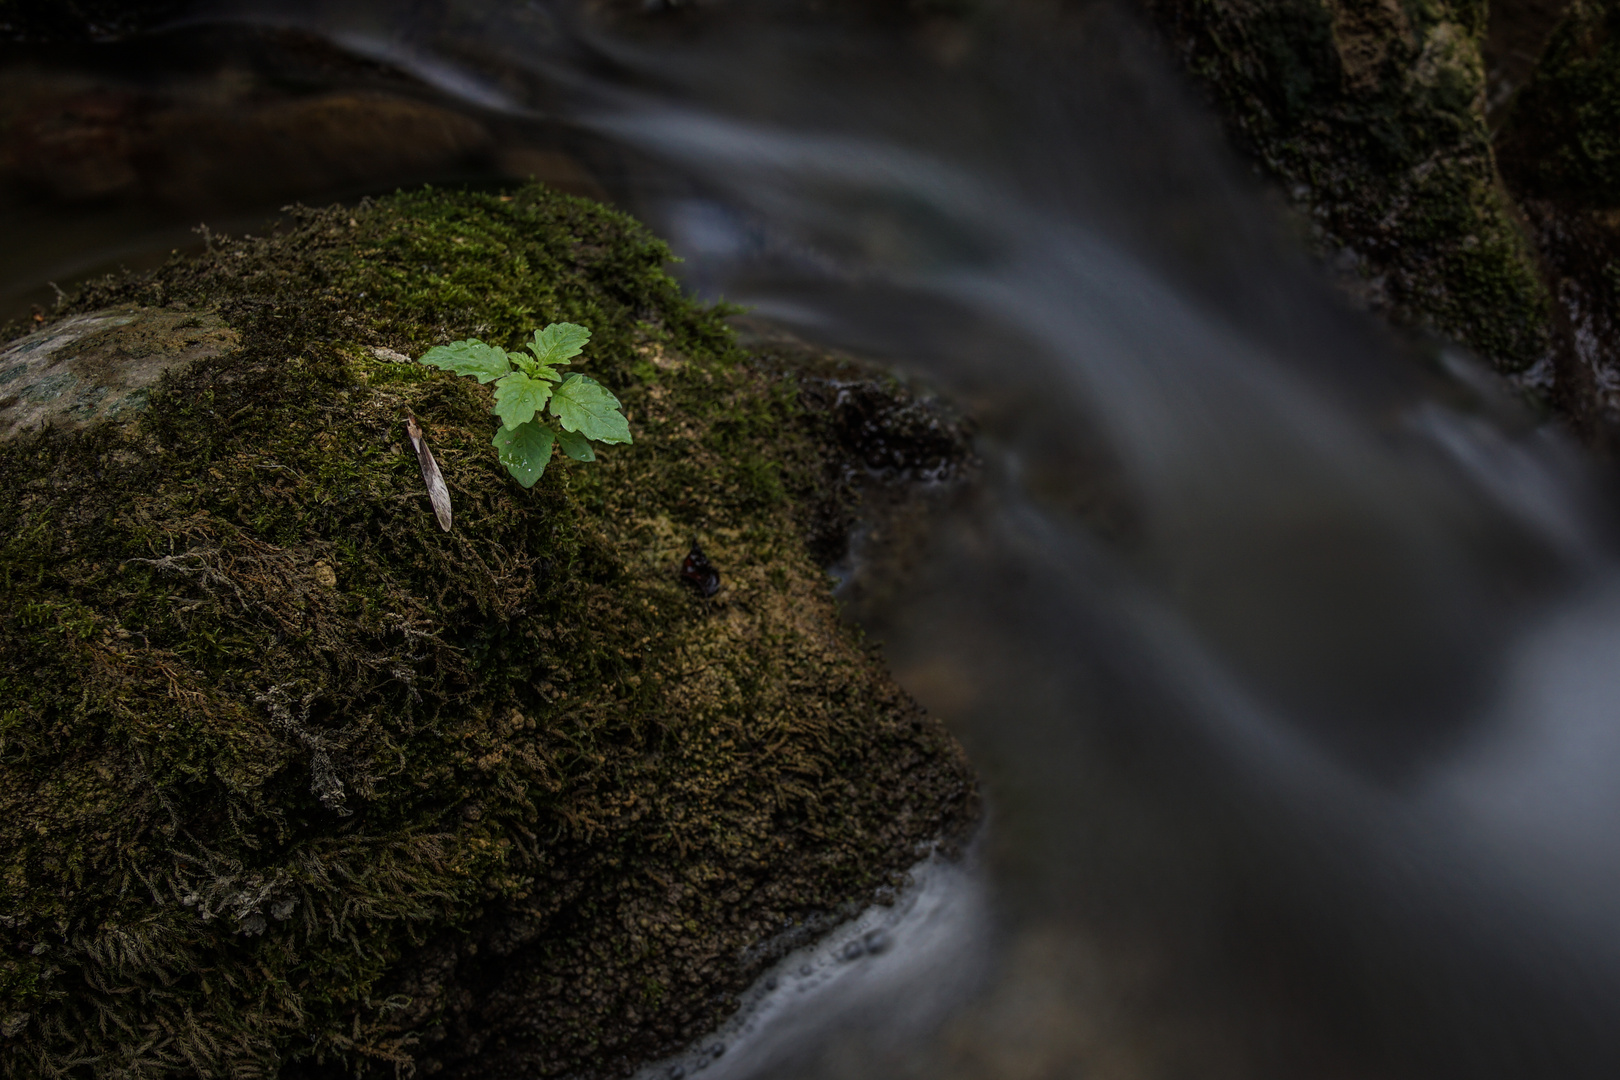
[1143, 0, 1552, 372]
[0, 185, 977, 1078]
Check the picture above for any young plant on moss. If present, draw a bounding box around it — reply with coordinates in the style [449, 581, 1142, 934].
[418, 322, 631, 487]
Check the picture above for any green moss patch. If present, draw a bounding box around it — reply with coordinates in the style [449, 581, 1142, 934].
[0, 185, 977, 1078]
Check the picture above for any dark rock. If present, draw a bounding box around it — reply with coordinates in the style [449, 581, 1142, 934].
[1497, 0, 1620, 438]
[1141, 0, 1553, 375]
[0, 0, 192, 43]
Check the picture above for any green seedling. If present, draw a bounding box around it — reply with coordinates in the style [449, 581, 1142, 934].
[418, 322, 632, 487]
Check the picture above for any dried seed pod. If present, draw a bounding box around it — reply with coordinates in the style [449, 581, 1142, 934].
[405, 413, 453, 532]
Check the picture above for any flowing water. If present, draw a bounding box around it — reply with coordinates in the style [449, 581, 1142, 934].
[7, 1, 1620, 1076]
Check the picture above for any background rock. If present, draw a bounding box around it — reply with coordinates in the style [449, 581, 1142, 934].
[0, 0, 193, 43]
[1142, 0, 1553, 375]
[1496, 0, 1620, 437]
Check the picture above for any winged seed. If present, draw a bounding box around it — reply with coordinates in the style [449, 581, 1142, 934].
[405, 415, 453, 531]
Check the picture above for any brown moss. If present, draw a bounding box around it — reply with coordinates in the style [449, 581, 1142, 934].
[0, 184, 977, 1078]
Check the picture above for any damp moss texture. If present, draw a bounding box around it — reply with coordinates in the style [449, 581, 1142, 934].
[1145, 0, 1553, 371]
[0, 185, 977, 1078]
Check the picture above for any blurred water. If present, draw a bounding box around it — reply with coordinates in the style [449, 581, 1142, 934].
[12, 1, 1620, 1075]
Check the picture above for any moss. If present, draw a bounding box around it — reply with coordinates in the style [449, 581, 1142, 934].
[1498, 0, 1620, 207]
[1147, 0, 1552, 371]
[0, 185, 977, 1078]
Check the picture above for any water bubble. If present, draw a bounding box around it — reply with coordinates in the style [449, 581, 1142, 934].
[862, 928, 892, 955]
[841, 939, 865, 961]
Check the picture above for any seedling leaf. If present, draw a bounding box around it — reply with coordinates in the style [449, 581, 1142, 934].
[550, 374, 632, 445]
[493, 421, 555, 488]
[493, 372, 554, 430]
[506, 349, 537, 377]
[528, 322, 590, 367]
[555, 427, 596, 462]
[420, 339, 512, 384]
[416, 324, 630, 490]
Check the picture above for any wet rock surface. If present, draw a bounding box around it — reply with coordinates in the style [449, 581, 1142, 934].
[1482, 0, 1572, 118]
[1139, 0, 1620, 444]
[728, 318, 979, 627]
[1141, 0, 1553, 374]
[0, 306, 236, 439]
[0, 24, 608, 322]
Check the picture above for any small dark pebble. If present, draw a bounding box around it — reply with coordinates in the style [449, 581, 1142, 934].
[862, 929, 892, 955]
[711, 1043, 725, 1057]
[799, 964, 813, 977]
[764, 976, 778, 991]
[666, 1067, 685, 1079]
[841, 940, 865, 961]
[680, 542, 721, 597]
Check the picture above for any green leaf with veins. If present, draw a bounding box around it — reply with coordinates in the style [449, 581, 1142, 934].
[416, 325, 631, 491]
[507, 350, 565, 382]
[419, 340, 513, 384]
[550, 374, 632, 444]
[528, 322, 590, 367]
[506, 349, 538, 377]
[492, 421, 555, 488]
[493, 372, 554, 429]
[555, 427, 596, 462]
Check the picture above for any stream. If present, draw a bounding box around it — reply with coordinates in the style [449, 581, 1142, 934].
[6, 1, 1620, 1077]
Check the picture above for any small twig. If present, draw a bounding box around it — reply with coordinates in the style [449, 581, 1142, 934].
[404, 411, 453, 532]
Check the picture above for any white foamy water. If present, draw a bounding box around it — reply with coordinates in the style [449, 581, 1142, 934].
[633, 848, 991, 1080]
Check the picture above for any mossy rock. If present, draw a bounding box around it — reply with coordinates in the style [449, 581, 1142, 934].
[1499, 0, 1620, 208]
[1145, 0, 1552, 372]
[0, 185, 977, 1078]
